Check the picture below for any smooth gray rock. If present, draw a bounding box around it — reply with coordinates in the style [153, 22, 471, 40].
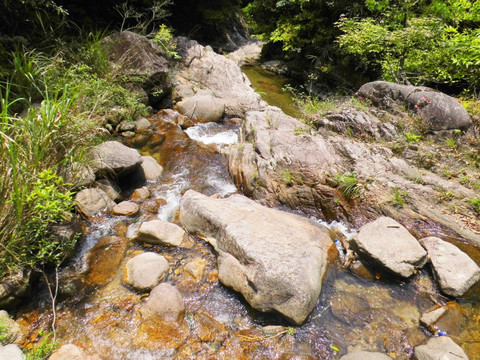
[0, 311, 20, 344]
[90, 141, 143, 178]
[340, 351, 393, 360]
[357, 81, 470, 131]
[0, 344, 25, 360]
[179, 190, 332, 325]
[175, 94, 225, 123]
[349, 217, 427, 278]
[414, 336, 469, 360]
[124, 252, 169, 291]
[135, 219, 185, 246]
[74, 188, 116, 216]
[139, 283, 184, 322]
[420, 236, 480, 297]
[140, 156, 164, 181]
[102, 31, 170, 105]
[95, 178, 122, 201]
[134, 117, 152, 130]
[116, 120, 136, 133]
[112, 201, 140, 217]
[420, 307, 447, 330]
[174, 39, 265, 117]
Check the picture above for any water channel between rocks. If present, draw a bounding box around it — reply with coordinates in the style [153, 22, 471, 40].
[16, 79, 480, 359]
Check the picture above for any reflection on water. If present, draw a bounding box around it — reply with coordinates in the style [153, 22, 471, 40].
[16, 111, 480, 359]
[242, 65, 300, 118]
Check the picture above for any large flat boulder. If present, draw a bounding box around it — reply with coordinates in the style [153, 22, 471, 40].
[174, 38, 266, 117]
[420, 237, 480, 297]
[90, 141, 143, 178]
[179, 190, 332, 325]
[349, 217, 427, 278]
[174, 93, 225, 123]
[357, 81, 471, 131]
[414, 336, 469, 360]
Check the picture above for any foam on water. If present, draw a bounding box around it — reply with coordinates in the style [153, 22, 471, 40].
[316, 219, 356, 239]
[185, 122, 238, 146]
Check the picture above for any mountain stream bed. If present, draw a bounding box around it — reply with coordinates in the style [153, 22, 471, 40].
[13, 71, 480, 359]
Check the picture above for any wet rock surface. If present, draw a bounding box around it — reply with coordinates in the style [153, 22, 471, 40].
[420, 236, 480, 297]
[124, 252, 169, 291]
[112, 201, 139, 217]
[180, 190, 332, 325]
[139, 283, 185, 322]
[48, 344, 101, 360]
[349, 217, 427, 278]
[134, 219, 185, 246]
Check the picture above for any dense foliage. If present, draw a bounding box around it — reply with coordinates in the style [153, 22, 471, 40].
[245, 0, 480, 94]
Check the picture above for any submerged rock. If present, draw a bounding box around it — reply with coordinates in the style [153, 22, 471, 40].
[414, 336, 469, 360]
[179, 190, 332, 325]
[349, 217, 427, 278]
[420, 236, 480, 297]
[135, 219, 186, 246]
[357, 81, 471, 131]
[90, 141, 143, 178]
[420, 302, 466, 336]
[339, 351, 393, 360]
[48, 344, 101, 360]
[124, 252, 169, 291]
[139, 283, 185, 322]
[74, 188, 116, 217]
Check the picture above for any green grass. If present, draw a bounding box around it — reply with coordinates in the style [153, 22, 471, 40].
[334, 172, 362, 200]
[391, 187, 407, 208]
[0, 32, 148, 278]
[404, 132, 421, 144]
[471, 197, 480, 214]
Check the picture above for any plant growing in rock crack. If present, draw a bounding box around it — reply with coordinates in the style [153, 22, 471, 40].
[470, 197, 480, 214]
[446, 137, 457, 148]
[391, 187, 407, 208]
[333, 172, 362, 200]
[404, 132, 421, 144]
[282, 170, 293, 186]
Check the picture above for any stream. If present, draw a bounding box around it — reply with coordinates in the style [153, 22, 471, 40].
[14, 70, 480, 360]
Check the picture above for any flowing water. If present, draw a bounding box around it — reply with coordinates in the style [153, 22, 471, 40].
[15, 92, 480, 358]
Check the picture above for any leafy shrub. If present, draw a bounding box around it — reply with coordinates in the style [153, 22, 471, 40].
[152, 24, 180, 59]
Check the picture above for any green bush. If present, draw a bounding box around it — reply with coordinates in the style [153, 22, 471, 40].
[0, 32, 149, 277]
